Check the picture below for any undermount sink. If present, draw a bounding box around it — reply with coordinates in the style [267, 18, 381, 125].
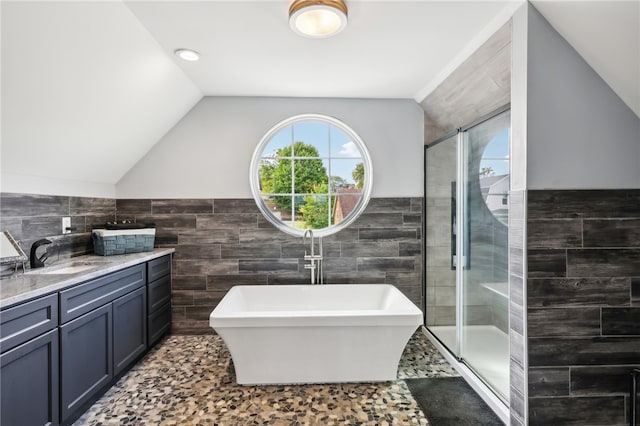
[29, 260, 108, 275]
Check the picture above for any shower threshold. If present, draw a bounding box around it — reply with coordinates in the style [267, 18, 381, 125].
[423, 325, 509, 424]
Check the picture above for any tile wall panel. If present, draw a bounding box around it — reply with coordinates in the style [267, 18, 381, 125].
[0, 192, 116, 265]
[114, 197, 423, 335]
[527, 189, 640, 425]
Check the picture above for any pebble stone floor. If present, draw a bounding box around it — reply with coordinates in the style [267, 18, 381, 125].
[75, 331, 459, 426]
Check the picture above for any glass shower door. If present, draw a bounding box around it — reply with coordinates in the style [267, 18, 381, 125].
[459, 110, 511, 401]
[424, 134, 458, 352]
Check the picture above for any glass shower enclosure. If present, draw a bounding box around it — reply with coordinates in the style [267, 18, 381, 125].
[424, 108, 510, 402]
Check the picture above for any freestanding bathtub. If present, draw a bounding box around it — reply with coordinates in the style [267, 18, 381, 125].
[209, 284, 422, 385]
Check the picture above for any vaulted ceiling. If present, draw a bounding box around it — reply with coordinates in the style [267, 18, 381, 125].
[1, 1, 638, 195]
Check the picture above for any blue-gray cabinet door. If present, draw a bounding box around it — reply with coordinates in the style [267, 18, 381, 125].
[0, 328, 59, 426]
[60, 303, 112, 423]
[113, 287, 147, 376]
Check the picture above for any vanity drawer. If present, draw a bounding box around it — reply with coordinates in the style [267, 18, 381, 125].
[148, 255, 171, 282]
[148, 302, 171, 346]
[148, 274, 171, 314]
[0, 293, 58, 353]
[60, 264, 145, 323]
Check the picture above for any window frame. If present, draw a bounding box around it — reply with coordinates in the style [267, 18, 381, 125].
[249, 113, 373, 237]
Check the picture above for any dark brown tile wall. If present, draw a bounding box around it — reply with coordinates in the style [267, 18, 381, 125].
[115, 197, 423, 335]
[527, 189, 640, 426]
[0, 193, 116, 266]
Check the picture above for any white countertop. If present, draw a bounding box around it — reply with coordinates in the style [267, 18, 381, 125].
[0, 248, 174, 309]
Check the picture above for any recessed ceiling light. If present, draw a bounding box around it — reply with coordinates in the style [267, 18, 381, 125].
[289, 0, 348, 39]
[174, 49, 200, 62]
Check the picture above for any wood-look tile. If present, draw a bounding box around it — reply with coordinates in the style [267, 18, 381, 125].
[238, 228, 293, 244]
[402, 213, 422, 226]
[173, 244, 221, 260]
[364, 198, 411, 213]
[196, 214, 258, 229]
[399, 241, 421, 257]
[567, 248, 640, 277]
[184, 306, 217, 321]
[136, 215, 196, 229]
[1, 217, 23, 240]
[386, 272, 422, 287]
[632, 278, 640, 306]
[528, 189, 640, 219]
[358, 228, 418, 241]
[213, 199, 260, 214]
[322, 257, 357, 273]
[528, 307, 600, 337]
[281, 242, 340, 258]
[1, 193, 68, 217]
[341, 241, 399, 258]
[352, 213, 404, 228]
[172, 275, 206, 291]
[528, 367, 569, 397]
[70, 197, 115, 215]
[410, 197, 423, 213]
[528, 396, 625, 426]
[86, 215, 116, 231]
[571, 366, 640, 396]
[528, 337, 640, 366]
[220, 244, 282, 259]
[116, 199, 151, 214]
[174, 259, 238, 276]
[155, 230, 179, 245]
[171, 290, 194, 306]
[528, 219, 582, 248]
[583, 219, 640, 248]
[528, 277, 630, 307]
[207, 274, 268, 290]
[238, 259, 298, 274]
[178, 229, 239, 245]
[601, 308, 640, 335]
[357, 257, 415, 272]
[22, 216, 62, 239]
[510, 386, 526, 425]
[170, 321, 213, 335]
[192, 291, 226, 306]
[527, 249, 566, 278]
[151, 199, 213, 214]
[323, 272, 386, 284]
[267, 272, 313, 285]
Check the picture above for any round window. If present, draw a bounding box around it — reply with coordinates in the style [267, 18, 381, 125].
[249, 114, 373, 237]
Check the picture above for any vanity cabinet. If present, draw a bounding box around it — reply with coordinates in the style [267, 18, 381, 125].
[147, 255, 172, 345]
[59, 264, 146, 424]
[0, 252, 172, 426]
[0, 293, 59, 426]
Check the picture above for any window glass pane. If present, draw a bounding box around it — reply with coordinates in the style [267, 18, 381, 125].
[330, 126, 358, 158]
[263, 126, 293, 158]
[330, 159, 365, 189]
[293, 122, 329, 157]
[263, 195, 295, 226]
[298, 194, 332, 230]
[293, 159, 328, 194]
[479, 159, 509, 178]
[333, 193, 362, 225]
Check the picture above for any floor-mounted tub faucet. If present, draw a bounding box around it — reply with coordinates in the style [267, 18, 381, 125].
[303, 229, 323, 284]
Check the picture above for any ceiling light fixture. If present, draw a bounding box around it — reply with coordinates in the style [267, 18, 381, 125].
[174, 49, 200, 61]
[289, 0, 348, 39]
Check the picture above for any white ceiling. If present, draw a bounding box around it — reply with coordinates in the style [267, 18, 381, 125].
[1, 0, 638, 195]
[124, 0, 515, 99]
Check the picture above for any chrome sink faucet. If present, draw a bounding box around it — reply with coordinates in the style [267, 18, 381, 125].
[303, 229, 323, 284]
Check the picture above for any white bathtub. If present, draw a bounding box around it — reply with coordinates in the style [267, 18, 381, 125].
[209, 284, 422, 385]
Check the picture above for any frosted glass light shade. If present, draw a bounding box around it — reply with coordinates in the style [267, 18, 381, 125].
[289, 0, 348, 38]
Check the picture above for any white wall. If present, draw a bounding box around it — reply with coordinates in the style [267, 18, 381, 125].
[1, 2, 201, 197]
[116, 97, 424, 199]
[526, 5, 640, 190]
